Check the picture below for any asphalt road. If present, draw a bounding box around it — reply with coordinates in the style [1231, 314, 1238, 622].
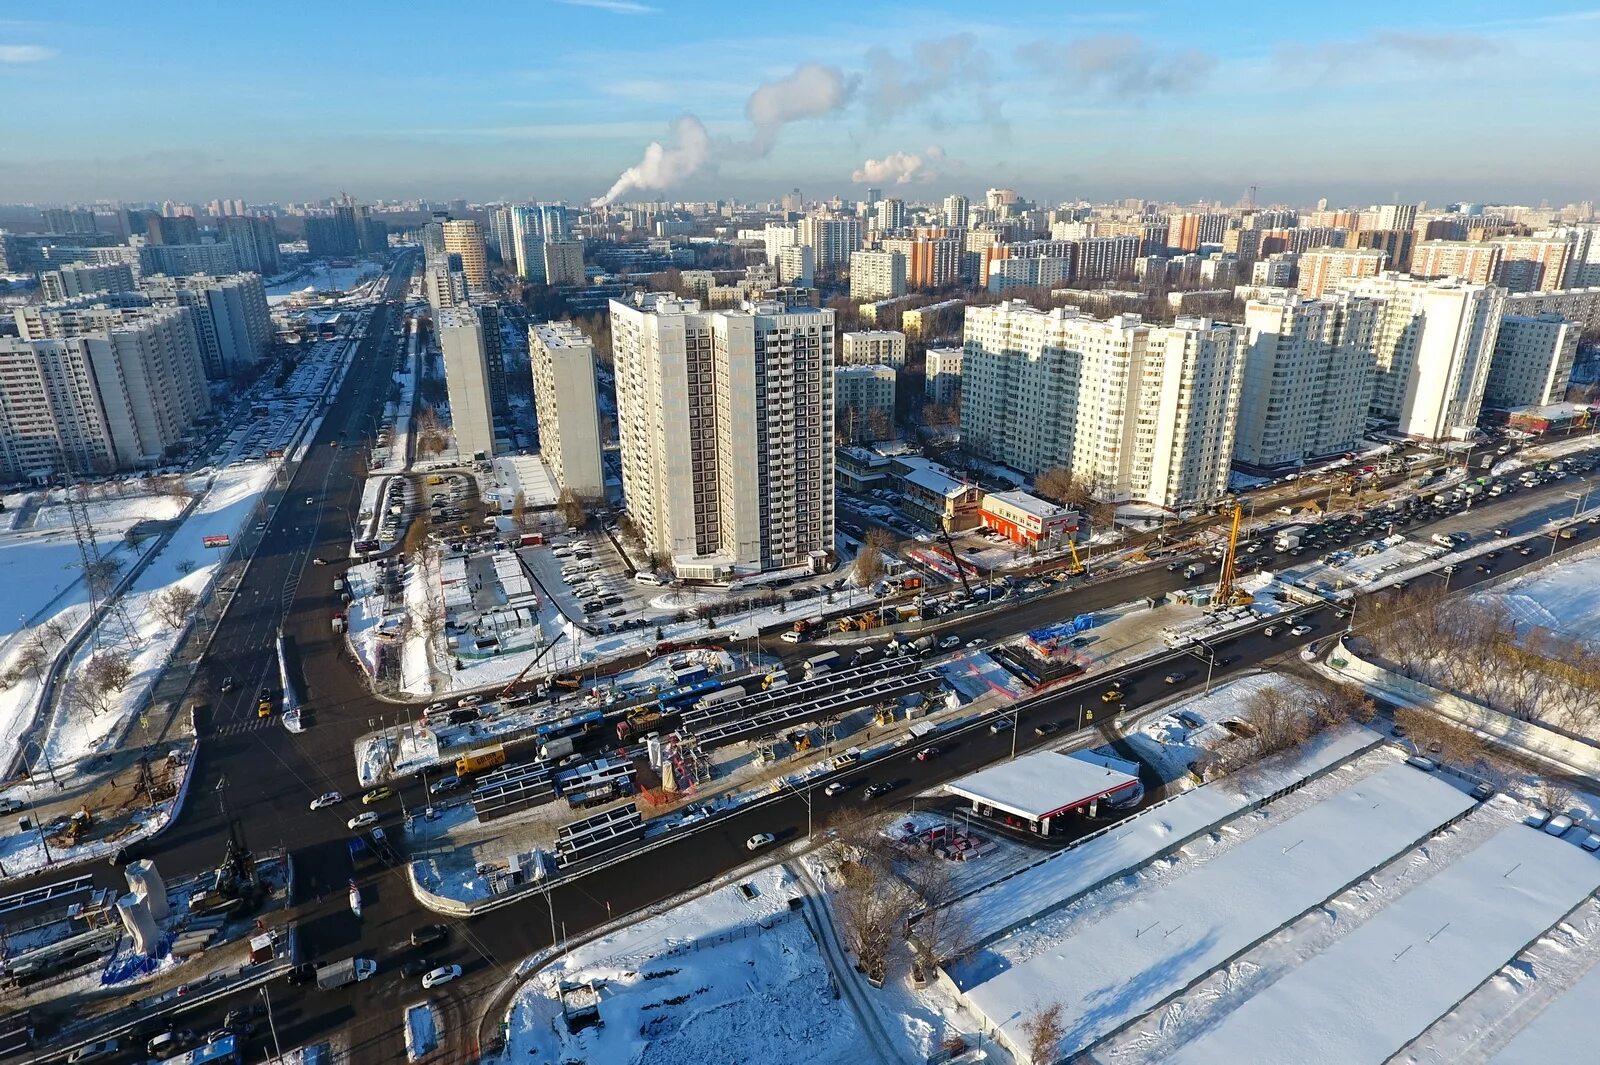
[15, 320, 1600, 1064]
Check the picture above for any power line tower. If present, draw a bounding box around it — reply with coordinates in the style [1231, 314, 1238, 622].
[58, 457, 141, 651]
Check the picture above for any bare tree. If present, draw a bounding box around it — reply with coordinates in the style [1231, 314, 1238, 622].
[153, 586, 201, 629]
[1395, 706, 1486, 767]
[85, 556, 125, 600]
[1021, 1002, 1067, 1065]
[902, 854, 969, 965]
[1238, 685, 1311, 757]
[67, 650, 133, 717]
[852, 528, 896, 586]
[556, 488, 587, 530]
[511, 491, 528, 530]
[402, 516, 429, 560]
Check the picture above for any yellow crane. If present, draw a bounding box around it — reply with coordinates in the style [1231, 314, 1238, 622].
[1064, 536, 1086, 576]
[1211, 504, 1251, 608]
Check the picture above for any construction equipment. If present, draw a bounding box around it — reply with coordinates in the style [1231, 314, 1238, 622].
[1211, 505, 1252, 609]
[937, 525, 974, 598]
[1064, 537, 1087, 576]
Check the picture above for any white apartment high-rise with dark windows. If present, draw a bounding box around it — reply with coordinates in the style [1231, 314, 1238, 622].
[961, 300, 1244, 508]
[609, 293, 836, 579]
[1236, 290, 1378, 468]
[529, 323, 606, 499]
[436, 308, 497, 459]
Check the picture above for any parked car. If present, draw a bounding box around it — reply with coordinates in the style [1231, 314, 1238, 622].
[309, 792, 342, 810]
[745, 832, 776, 851]
[421, 964, 462, 989]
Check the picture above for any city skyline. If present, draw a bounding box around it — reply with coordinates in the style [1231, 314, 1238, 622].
[4, 1, 1600, 205]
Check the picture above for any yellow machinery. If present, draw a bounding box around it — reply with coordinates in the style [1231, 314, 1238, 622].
[1064, 537, 1087, 576]
[1211, 505, 1253, 608]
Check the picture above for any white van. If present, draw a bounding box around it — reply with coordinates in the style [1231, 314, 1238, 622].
[634, 572, 667, 585]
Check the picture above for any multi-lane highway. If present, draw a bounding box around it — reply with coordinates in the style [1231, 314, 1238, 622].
[13, 277, 1600, 1063]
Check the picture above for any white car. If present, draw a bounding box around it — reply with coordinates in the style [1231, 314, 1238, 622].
[745, 832, 776, 851]
[966, 637, 987, 648]
[1289, 624, 1312, 637]
[421, 964, 462, 989]
[304, 496, 314, 505]
[939, 635, 962, 649]
[347, 811, 380, 831]
[309, 792, 342, 810]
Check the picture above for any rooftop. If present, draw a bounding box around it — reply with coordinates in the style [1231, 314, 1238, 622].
[983, 489, 1071, 520]
[943, 749, 1139, 821]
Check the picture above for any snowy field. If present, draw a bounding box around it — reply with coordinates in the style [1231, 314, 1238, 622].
[1483, 951, 1600, 1065]
[266, 260, 383, 305]
[1167, 824, 1600, 1065]
[958, 761, 1476, 1061]
[501, 866, 861, 1065]
[43, 462, 276, 768]
[1475, 548, 1600, 643]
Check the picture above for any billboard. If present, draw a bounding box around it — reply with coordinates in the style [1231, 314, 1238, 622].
[202, 534, 231, 549]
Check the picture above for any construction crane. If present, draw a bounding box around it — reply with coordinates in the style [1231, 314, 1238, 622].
[1211, 504, 1252, 609]
[1064, 536, 1086, 576]
[937, 524, 974, 598]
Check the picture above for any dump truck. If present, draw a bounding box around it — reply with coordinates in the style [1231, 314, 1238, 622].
[454, 745, 507, 776]
[316, 957, 377, 990]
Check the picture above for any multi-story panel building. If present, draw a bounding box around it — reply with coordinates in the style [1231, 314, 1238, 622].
[849, 250, 907, 300]
[901, 299, 964, 341]
[139, 242, 239, 277]
[435, 307, 497, 459]
[42, 207, 98, 235]
[1236, 290, 1378, 468]
[441, 219, 488, 291]
[216, 215, 281, 276]
[138, 272, 273, 378]
[797, 216, 861, 268]
[835, 364, 897, 442]
[40, 261, 136, 302]
[1493, 237, 1572, 293]
[489, 205, 517, 260]
[529, 322, 606, 498]
[1251, 252, 1297, 287]
[1503, 286, 1600, 332]
[542, 238, 585, 287]
[924, 346, 962, 406]
[1484, 313, 1579, 410]
[961, 301, 1245, 507]
[882, 235, 963, 289]
[608, 293, 835, 578]
[943, 194, 970, 229]
[1296, 247, 1387, 298]
[775, 244, 815, 288]
[839, 330, 906, 368]
[0, 337, 124, 477]
[1071, 235, 1139, 281]
[987, 255, 1073, 293]
[1410, 240, 1503, 285]
[1336, 273, 1505, 439]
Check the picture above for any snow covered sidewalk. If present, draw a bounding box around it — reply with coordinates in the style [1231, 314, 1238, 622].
[959, 761, 1477, 1062]
[1486, 953, 1600, 1065]
[1169, 824, 1600, 1065]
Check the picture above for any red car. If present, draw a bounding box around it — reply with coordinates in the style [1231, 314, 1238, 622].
[914, 745, 942, 762]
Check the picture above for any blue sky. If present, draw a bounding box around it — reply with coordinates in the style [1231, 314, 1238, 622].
[2, 1, 1599, 206]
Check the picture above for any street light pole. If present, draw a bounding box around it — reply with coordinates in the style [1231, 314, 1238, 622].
[260, 985, 284, 1062]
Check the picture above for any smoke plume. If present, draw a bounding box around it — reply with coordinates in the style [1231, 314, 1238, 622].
[852, 145, 944, 185]
[592, 114, 711, 207]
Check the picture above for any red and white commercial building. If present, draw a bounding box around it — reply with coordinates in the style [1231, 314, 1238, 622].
[979, 490, 1077, 547]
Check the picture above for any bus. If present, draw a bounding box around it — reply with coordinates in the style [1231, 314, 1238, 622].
[656, 677, 723, 711]
[534, 709, 604, 741]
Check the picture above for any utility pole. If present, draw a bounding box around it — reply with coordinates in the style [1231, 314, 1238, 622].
[259, 985, 284, 1062]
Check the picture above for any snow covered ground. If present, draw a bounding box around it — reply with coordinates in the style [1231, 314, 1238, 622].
[1167, 824, 1600, 1065]
[266, 260, 383, 305]
[956, 761, 1476, 1062]
[499, 866, 861, 1065]
[1475, 547, 1600, 642]
[1482, 945, 1600, 1065]
[44, 462, 276, 768]
[939, 721, 1380, 957]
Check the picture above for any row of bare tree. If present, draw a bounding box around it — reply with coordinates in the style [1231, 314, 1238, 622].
[1365, 583, 1600, 736]
[1199, 676, 1376, 779]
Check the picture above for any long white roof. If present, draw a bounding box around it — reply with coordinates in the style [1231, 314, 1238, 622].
[943, 749, 1138, 821]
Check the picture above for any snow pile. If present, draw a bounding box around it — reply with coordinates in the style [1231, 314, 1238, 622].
[958, 761, 1476, 1062]
[1169, 825, 1600, 1065]
[1484, 949, 1600, 1064]
[504, 866, 860, 1064]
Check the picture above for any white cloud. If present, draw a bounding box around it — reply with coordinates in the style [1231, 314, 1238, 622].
[852, 146, 944, 185]
[0, 44, 56, 63]
[745, 63, 855, 153]
[551, 0, 657, 12]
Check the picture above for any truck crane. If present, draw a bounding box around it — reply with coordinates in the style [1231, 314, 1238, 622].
[937, 524, 974, 598]
[1211, 504, 1253, 609]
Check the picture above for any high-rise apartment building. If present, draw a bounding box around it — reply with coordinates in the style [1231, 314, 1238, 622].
[1168, 212, 1229, 252]
[1350, 228, 1414, 272]
[840, 330, 906, 368]
[1410, 240, 1503, 285]
[775, 244, 815, 288]
[40, 261, 136, 302]
[435, 308, 497, 459]
[797, 216, 862, 268]
[542, 239, 586, 286]
[1484, 313, 1579, 410]
[882, 234, 963, 289]
[1492, 237, 1572, 293]
[608, 293, 836, 578]
[1504, 286, 1600, 333]
[216, 215, 281, 275]
[849, 250, 906, 300]
[987, 255, 1073, 293]
[943, 195, 970, 229]
[0, 306, 210, 475]
[512, 205, 544, 281]
[1251, 252, 1297, 287]
[1072, 235, 1140, 281]
[143, 213, 199, 246]
[424, 259, 467, 311]
[961, 301, 1245, 507]
[1236, 290, 1378, 468]
[137, 272, 273, 378]
[489, 205, 517, 260]
[924, 347, 962, 406]
[42, 207, 98, 235]
[835, 364, 897, 442]
[139, 243, 240, 277]
[421, 217, 446, 259]
[1296, 247, 1387, 298]
[1336, 273, 1505, 439]
[529, 323, 606, 498]
[441, 219, 488, 291]
[1371, 204, 1418, 232]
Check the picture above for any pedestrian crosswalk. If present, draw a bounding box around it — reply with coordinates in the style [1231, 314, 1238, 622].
[212, 716, 278, 738]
